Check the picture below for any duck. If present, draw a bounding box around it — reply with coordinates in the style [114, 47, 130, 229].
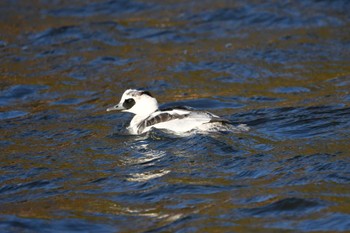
[106, 89, 238, 135]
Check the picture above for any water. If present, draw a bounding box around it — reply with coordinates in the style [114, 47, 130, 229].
[1, 0, 350, 232]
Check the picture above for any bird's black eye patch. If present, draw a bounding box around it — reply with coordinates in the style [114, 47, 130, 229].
[123, 98, 136, 109]
[141, 91, 153, 97]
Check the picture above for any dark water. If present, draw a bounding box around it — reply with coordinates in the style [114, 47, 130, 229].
[1, 0, 350, 232]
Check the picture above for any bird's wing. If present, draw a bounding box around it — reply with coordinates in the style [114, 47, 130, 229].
[136, 110, 189, 134]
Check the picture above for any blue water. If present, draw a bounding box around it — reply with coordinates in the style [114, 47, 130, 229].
[1, 0, 350, 232]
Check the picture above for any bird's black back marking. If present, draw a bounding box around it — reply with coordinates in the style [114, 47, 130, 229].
[137, 112, 188, 134]
[160, 106, 194, 111]
[209, 117, 231, 124]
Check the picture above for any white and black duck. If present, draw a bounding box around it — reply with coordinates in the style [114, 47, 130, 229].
[106, 89, 246, 135]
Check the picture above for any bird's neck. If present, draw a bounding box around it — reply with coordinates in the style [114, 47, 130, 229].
[129, 108, 158, 128]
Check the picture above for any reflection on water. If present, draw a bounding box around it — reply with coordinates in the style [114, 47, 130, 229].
[123, 139, 170, 182]
[1, 0, 350, 232]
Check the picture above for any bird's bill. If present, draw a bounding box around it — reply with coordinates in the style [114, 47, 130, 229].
[106, 104, 125, 112]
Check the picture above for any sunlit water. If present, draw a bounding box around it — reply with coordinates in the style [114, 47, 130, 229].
[1, 0, 350, 232]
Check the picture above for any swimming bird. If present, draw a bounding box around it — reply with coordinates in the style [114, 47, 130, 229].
[106, 89, 237, 135]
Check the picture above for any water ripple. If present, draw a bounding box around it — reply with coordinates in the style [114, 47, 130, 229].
[242, 197, 325, 217]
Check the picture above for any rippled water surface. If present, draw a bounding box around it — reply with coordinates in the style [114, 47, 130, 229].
[1, 0, 350, 232]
